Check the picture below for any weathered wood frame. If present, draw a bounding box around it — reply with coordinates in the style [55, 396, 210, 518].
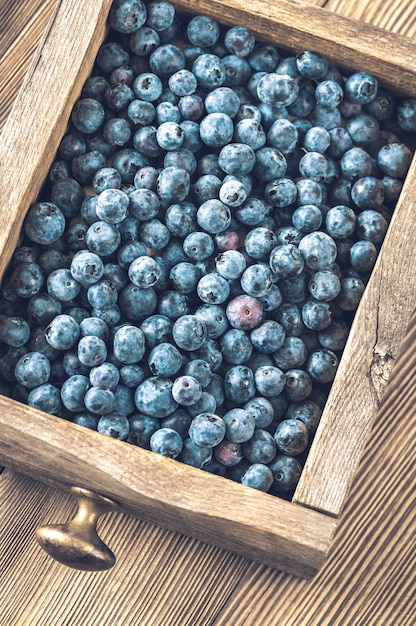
[0, 0, 415, 578]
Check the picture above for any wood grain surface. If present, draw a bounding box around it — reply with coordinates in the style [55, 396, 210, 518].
[0, 0, 415, 624]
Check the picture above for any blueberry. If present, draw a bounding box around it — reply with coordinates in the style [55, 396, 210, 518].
[59, 130, 87, 159]
[189, 412, 226, 447]
[269, 454, 303, 493]
[284, 368, 312, 401]
[27, 383, 62, 414]
[296, 50, 328, 80]
[60, 374, 90, 412]
[45, 314, 80, 350]
[86, 280, 118, 311]
[197, 272, 230, 304]
[218, 143, 257, 179]
[104, 83, 135, 112]
[267, 118, 298, 155]
[103, 263, 128, 291]
[197, 199, 232, 234]
[285, 399, 322, 434]
[171, 375, 202, 406]
[77, 335, 107, 367]
[305, 347, 339, 383]
[85, 221, 121, 257]
[252, 146, 287, 182]
[156, 166, 190, 205]
[149, 427, 183, 458]
[149, 43, 186, 77]
[346, 113, 380, 146]
[71, 98, 105, 134]
[96, 413, 130, 440]
[172, 314, 207, 351]
[253, 364, 285, 397]
[214, 440, 244, 467]
[268, 244, 304, 280]
[242, 397, 274, 429]
[220, 328, 252, 365]
[109, 0, 147, 34]
[24, 202, 66, 245]
[157, 289, 190, 319]
[250, 320, 285, 354]
[292, 205, 322, 233]
[325, 205, 356, 239]
[186, 389, 217, 417]
[84, 386, 115, 415]
[315, 80, 343, 107]
[234, 197, 269, 226]
[241, 463, 274, 491]
[345, 71, 378, 104]
[287, 84, 315, 119]
[222, 408, 255, 443]
[264, 177, 297, 208]
[310, 104, 341, 130]
[166, 259, 198, 292]
[204, 86, 241, 118]
[134, 376, 177, 417]
[0, 316, 30, 347]
[298, 231, 337, 270]
[72, 413, 99, 430]
[248, 44, 280, 72]
[89, 362, 120, 390]
[145, 0, 175, 31]
[223, 26, 255, 58]
[14, 352, 50, 388]
[112, 324, 146, 364]
[179, 437, 212, 468]
[199, 113, 234, 148]
[102, 118, 132, 147]
[256, 72, 299, 107]
[226, 295, 264, 331]
[224, 365, 255, 403]
[308, 269, 341, 301]
[359, 210, 389, 245]
[119, 364, 145, 388]
[397, 98, 416, 132]
[350, 239, 378, 272]
[182, 359, 211, 390]
[377, 142, 412, 178]
[194, 304, 228, 339]
[178, 94, 205, 121]
[27, 293, 62, 327]
[274, 417, 308, 455]
[351, 176, 384, 210]
[240, 263, 272, 298]
[5, 262, 44, 299]
[128, 413, 159, 448]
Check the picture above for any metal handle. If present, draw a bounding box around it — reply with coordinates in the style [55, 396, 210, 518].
[36, 486, 120, 571]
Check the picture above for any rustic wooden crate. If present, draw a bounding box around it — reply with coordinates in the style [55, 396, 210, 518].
[0, 0, 415, 578]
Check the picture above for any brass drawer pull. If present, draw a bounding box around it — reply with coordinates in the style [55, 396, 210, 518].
[36, 486, 120, 571]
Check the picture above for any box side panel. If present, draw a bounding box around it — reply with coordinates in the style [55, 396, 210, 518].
[294, 155, 416, 516]
[177, 0, 416, 94]
[0, 0, 113, 279]
[0, 398, 336, 578]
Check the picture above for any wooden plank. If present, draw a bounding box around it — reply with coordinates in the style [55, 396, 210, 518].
[293, 153, 416, 516]
[326, 0, 416, 38]
[0, 471, 252, 626]
[0, 0, 113, 279]
[0, 398, 336, 578]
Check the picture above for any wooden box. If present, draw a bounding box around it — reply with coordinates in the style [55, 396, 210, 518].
[0, 0, 415, 579]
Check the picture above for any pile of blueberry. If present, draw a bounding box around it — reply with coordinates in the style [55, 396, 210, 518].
[1, 0, 415, 497]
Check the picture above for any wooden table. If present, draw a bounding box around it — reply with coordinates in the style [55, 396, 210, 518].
[0, 1, 415, 624]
